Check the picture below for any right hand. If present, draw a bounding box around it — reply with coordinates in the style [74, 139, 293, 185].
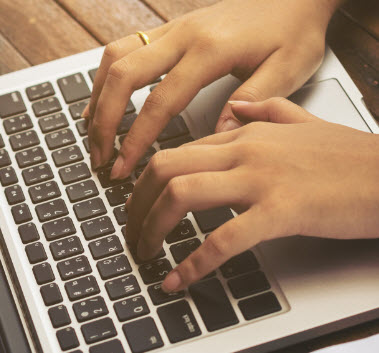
[85, 0, 342, 178]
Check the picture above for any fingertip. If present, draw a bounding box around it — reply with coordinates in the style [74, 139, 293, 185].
[81, 103, 90, 119]
[110, 155, 131, 180]
[162, 270, 182, 293]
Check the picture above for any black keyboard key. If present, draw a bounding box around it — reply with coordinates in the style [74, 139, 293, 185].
[113, 205, 127, 225]
[128, 247, 166, 265]
[157, 300, 201, 343]
[160, 135, 194, 150]
[76, 119, 88, 136]
[136, 146, 156, 168]
[193, 207, 234, 233]
[123, 317, 163, 353]
[114, 295, 149, 322]
[59, 162, 91, 184]
[3, 113, 33, 134]
[220, 251, 259, 278]
[43, 217, 76, 241]
[25, 242, 47, 264]
[29, 180, 61, 204]
[238, 292, 281, 320]
[157, 116, 189, 142]
[148, 282, 184, 305]
[69, 100, 90, 120]
[0, 166, 17, 186]
[81, 317, 117, 344]
[16, 146, 47, 168]
[105, 275, 140, 300]
[11, 203, 32, 224]
[65, 275, 100, 301]
[88, 68, 98, 82]
[18, 223, 39, 244]
[56, 327, 79, 351]
[52, 145, 83, 167]
[5, 185, 25, 205]
[40, 283, 63, 306]
[73, 197, 106, 221]
[228, 271, 270, 299]
[81, 216, 115, 240]
[26, 82, 55, 101]
[22, 163, 53, 186]
[105, 183, 133, 206]
[35, 198, 68, 222]
[33, 262, 55, 284]
[9, 130, 39, 151]
[0, 149, 11, 168]
[50, 236, 84, 260]
[170, 238, 201, 264]
[90, 340, 125, 353]
[48, 305, 71, 328]
[45, 128, 76, 150]
[126, 100, 136, 114]
[32, 96, 62, 117]
[117, 113, 137, 135]
[0, 91, 26, 119]
[38, 112, 69, 133]
[67, 179, 99, 203]
[73, 296, 108, 322]
[97, 167, 131, 188]
[189, 278, 238, 332]
[89, 235, 123, 260]
[0, 134, 3, 148]
[57, 255, 92, 281]
[83, 137, 90, 153]
[166, 219, 196, 244]
[139, 259, 172, 284]
[97, 254, 131, 280]
[58, 73, 91, 103]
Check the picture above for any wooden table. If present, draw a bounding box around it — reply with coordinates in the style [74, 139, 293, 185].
[0, 0, 378, 351]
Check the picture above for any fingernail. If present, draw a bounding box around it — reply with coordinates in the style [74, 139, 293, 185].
[81, 103, 90, 119]
[110, 155, 125, 180]
[228, 100, 250, 106]
[162, 270, 182, 293]
[220, 118, 243, 132]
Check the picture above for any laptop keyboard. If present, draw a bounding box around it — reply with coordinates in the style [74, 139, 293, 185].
[0, 69, 284, 352]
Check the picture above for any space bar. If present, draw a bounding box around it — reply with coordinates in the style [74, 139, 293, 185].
[189, 278, 239, 332]
[0, 247, 31, 353]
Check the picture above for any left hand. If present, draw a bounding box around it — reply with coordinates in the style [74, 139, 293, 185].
[125, 98, 379, 293]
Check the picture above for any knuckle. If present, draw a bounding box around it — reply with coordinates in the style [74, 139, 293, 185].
[205, 233, 229, 259]
[147, 150, 169, 178]
[144, 90, 168, 113]
[104, 40, 122, 59]
[108, 58, 132, 80]
[165, 176, 188, 203]
[231, 86, 265, 103]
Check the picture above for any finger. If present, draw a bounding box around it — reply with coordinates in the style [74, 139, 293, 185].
[181, 128, 240, 148]
[125, 145, 237, 246]
[111, 48, 229, 179]
[86, 23, 173, 119]
[230, 97, 318, 124]
[136, 170, 250, 261]
[89, 33, 187, 169]
[215, 49, 321, 132]
[162, 207, 272, 292]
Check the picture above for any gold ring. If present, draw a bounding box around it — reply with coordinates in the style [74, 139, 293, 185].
[136, 31, 150, 45]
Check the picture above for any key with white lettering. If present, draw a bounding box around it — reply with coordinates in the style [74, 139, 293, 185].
[73, 197, 107, 221]
[57, 255, 91, 281]
[73, 296, 108, 322]
[105, 275, 140, 300]
[114, 295, 150, 322]
[81, 216, 114, 240]
[65, 275, 100, 301]
[35, 199, 68, 222]
[57, 73, 91, 104]
[81, 317, 117, 344]
[66, 179, 99, 203]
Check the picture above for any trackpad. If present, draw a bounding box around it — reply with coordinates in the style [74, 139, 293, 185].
[289, 78, 371, 132]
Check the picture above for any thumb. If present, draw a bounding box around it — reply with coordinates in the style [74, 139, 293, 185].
[230, 97, 318, 124]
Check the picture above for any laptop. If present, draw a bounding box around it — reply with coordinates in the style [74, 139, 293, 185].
[0, 45, 378, 353]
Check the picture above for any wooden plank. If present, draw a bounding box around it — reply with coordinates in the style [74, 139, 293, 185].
[327, 11, 379, 119]
[56, 0, 164, 44]
[341, 0, 379, 40]
[0, 34, 30, 75]
[142, 0, 219, 21]
[0, 0, 99, 66]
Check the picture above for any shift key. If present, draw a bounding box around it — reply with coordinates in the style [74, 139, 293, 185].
[189, 278, 238, 332]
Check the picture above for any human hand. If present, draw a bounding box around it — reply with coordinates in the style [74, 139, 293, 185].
[85, 0, 343, 176]
[124, 98, 379, 293]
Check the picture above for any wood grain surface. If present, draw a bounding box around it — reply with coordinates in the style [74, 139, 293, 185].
[0, 0, 378, 351]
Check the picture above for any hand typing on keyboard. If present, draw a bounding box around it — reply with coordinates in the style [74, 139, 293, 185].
[124, 98, 379, 292]
[84, 0, 343, 175]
